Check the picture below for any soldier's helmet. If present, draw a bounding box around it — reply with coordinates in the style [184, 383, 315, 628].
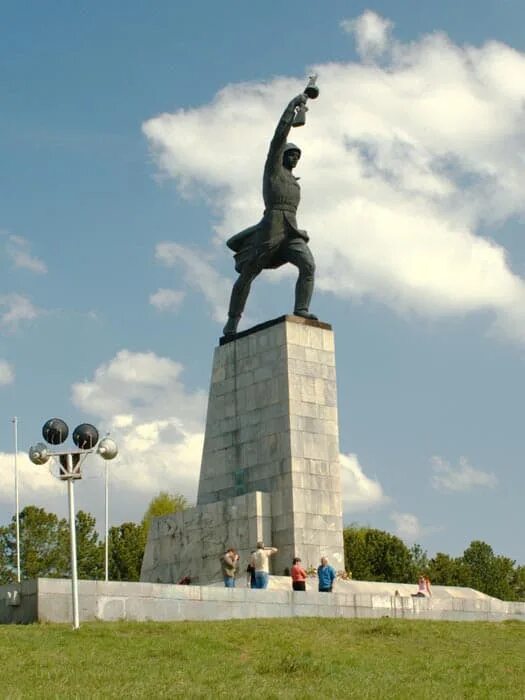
[283, 142, 301, 157]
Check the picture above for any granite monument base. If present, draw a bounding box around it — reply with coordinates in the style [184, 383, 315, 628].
[142, 315, 345, 584]
[141, 491, 270, 585]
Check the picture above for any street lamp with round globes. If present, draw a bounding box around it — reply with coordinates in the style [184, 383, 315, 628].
[29, 418, 118, 630]
[98, 437, 118, 460]
[42, 418, 69, 446]
[96, 437, 119, 583]
[28, 443, 50, 466]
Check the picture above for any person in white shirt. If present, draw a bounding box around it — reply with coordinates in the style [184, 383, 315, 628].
[250, 540, 278, 589]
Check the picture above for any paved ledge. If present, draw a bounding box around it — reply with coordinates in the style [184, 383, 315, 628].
[209, 576, 506, 602]
[1, 578, 523, 624]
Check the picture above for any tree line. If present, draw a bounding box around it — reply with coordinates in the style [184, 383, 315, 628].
[344, 525, 525, 601]
[0, 492, 187, 584]
[1, 501, 523, 601]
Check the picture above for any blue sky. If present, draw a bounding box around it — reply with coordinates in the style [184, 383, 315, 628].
[1, 1, 524, 565]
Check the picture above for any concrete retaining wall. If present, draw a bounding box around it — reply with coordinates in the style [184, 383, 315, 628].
[0, 579, 38, 624]
[1, 578, 523, 624]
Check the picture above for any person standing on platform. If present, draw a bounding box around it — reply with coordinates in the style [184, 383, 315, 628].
[251, 541, 278, 589]
[221, 547, 240, 588]
[317, 556, 336, 593]
[291, 557, 308, 591]
[246, 550, 257, 589]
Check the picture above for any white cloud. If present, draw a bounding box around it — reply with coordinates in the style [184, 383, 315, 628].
[143, 15, 525, 347]
[155, 243, 230, 322]
[149, 288, 186, 312]
[71, 349, 207, 504]
[0, 293, 40, 330]
[72, 349, 206, 428]
[340, 452, 388, 511]
[6, 234, 47, 274]
[431, 455, 498, 492]
[0, 452, 62, 507]
[0, 360, 14, 385]
[391, 512, 423, 541]
[340, 11, 394, 59]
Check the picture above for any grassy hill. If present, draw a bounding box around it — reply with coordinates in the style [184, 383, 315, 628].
[1, 617, 523, 698]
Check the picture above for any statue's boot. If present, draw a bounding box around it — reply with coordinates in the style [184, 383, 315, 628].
[293, 275, 317, 320]
[293, 310, 318, 321]
[223, 315, 241, 336]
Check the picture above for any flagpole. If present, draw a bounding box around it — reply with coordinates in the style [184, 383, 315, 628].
[12, 417, 21, 583]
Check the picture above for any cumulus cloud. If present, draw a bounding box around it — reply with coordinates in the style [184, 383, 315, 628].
[340, 452, 388, 511]
[149, 288, 186, 312]
[431, 455, 498, 492]
[0, 360, 14, 385]
[0, 293, 40, 330]
[391, 512, 423, 541]
[340, 11, 394, 59]
[143, 13, 525, 346]
[71, 349, 207, 503]
[6, 234, 47, 274]
[0, 452, 62, 507]
[155, 243, 230, 322]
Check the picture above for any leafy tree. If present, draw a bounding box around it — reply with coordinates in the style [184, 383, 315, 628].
[426, 543, 523, 600]
[108, 522, 147, 581]
[343, 528, 525, 601]
[460, 540, 516, 600]
[0, 526, 14, 584]
[75, 511, 104, 580]
[0, 506, 69, 582]
[0, 507, 105, 583]
[510, 565, 525, 601]
[409, 543, 429, 574]
[142, 491, 188, 535]
[343, 526, 415, 582]
[427, 552, 467, 587]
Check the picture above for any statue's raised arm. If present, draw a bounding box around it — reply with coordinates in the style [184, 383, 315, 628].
[264, 94, 307, 179]
[223, 85, 319, 338]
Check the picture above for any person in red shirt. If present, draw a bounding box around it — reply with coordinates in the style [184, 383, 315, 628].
[291, 557, 308, 591]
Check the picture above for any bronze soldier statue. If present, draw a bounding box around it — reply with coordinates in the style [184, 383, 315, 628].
[223, 91, 318, 336]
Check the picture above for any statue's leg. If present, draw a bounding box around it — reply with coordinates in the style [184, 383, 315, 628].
[281, 238, 317, 319]
[223, 263, 261, 336]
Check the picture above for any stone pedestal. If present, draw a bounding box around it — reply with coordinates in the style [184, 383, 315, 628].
[141, 315, 344, 584]
[140, 492, 271, 584]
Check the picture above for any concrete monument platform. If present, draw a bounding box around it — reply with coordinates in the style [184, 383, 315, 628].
[1, 578, 523, 625]
[141, 315, 344, 584]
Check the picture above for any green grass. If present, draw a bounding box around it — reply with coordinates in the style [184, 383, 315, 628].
[0, 618, 524, 699]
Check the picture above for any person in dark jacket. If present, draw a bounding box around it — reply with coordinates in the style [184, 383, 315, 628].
[220, 547, 239, 588]
[317, 556, 336, 592]
[246, 550, 257, 589]
[223, 92, 317, 336]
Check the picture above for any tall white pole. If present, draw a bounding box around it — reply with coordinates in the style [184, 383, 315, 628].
[104, 461, 109, 582]
[12, 417, 21, 584]
[66, 454, 80, 630]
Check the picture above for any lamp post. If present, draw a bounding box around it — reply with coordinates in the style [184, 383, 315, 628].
[105, 461, 109, 582]
[98, 438, 117, 583]
[29, 418, 118, 630]
[11, 417, 21, 584]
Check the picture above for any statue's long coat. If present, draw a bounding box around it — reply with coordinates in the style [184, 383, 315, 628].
[226, 101, 309, 272]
